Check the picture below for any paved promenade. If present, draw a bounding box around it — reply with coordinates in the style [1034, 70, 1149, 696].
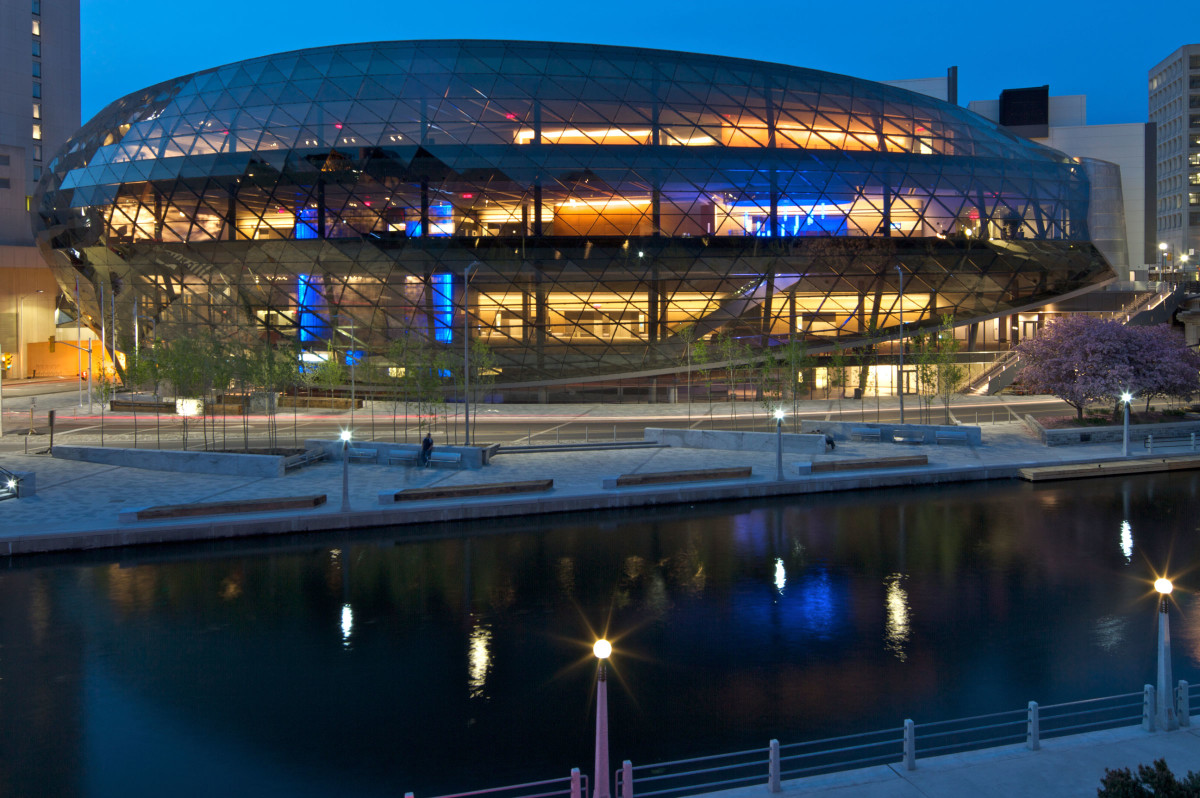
[711, 722, 1200, 798]
[0, 393, 1189, 555]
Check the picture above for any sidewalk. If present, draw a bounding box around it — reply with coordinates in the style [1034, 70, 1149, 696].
[0, 393, 1184, 555]
[706, 723, 1200, 798]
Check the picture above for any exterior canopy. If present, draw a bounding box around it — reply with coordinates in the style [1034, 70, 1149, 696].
[33, 40, 1120, 385]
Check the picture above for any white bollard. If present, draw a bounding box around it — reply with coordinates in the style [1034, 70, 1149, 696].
[1148, 434, 1155, 454]
[621, 761, 633, 798]
[1026, 701, 1040, 750]
[903, 719, 916, 770]
[571, 768, 582, 798]
[768, 739, 781, 793]
[1144, 684, 1157, 732]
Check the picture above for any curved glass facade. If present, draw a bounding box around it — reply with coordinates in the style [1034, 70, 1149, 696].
[33, 40, 1117, 384]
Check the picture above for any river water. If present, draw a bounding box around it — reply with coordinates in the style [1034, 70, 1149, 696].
[2, 473, 1199, 797]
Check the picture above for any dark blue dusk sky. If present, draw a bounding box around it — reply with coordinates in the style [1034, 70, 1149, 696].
[81, 0, 1198, 126]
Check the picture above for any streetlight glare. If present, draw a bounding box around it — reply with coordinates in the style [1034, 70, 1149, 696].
[339, 430, 352, 442]
[593, 639, 612, 659]
[1155, 578, 1174, 595]
[774, 408, 785, 421]
[1121, 392, 1132, 404]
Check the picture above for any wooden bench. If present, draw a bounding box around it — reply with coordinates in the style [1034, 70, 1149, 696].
[382, 479, 554, 503]
[935, 429, 970, 445]
[123, 494, 327, 521]
[605, 466, 752, 489]
[850, 427, 881, 441]
[1144, 432, 1198, 452]
[810, 455, 928, 474]
[347, 447, 378, 463]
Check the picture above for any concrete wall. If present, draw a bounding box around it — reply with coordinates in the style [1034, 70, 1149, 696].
[303, 439, 488, 469]
[643, 427, 827, 454]
[799, 419, 982, 445]
[1024, 416, 1200, 447]
[53, 445, 287, 477]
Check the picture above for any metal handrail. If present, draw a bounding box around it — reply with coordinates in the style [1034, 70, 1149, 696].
[418, 772, 588, 798]
[436, 687, 1183, 798]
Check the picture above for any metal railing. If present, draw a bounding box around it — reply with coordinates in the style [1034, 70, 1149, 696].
[608, 685, 1184, 798]
[408, 770, 588, 798]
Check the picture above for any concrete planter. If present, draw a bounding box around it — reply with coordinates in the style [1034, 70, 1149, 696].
[799, 420, 981, 446]
[52, 445, 289, 477]
[1024, 415, 1200, 447]
[644, 427, 827, 454]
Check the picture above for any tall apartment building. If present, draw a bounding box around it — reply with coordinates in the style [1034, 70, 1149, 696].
[1149, 44, 1200, 273]
[0, 0, 79, 378]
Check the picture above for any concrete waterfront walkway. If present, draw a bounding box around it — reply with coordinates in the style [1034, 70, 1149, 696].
[0, 393, 1193, 556]
[705, 722, 1200, 798]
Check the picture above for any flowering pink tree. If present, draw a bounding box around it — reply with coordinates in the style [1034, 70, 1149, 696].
[1016, 317, 1200, 419]
[1128, 324, 1200, 410]
[1015, 316, 1137, 419]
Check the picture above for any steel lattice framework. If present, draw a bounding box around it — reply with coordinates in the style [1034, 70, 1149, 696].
[33, 40, 1119, 385]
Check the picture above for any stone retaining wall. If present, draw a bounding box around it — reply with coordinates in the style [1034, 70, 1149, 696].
[1024, 416, 1200, 447]
[643, 428, 827, 454]
[52, 446, 287, 477]
[799, 420, 982, 445]
[303, 439, 488, 468]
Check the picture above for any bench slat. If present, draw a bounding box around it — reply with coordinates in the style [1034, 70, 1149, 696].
[812, 455, 928, 473]
[388, 479, 553, 502]
[135, 494, 327, 520]
[613, 466, 751, 487]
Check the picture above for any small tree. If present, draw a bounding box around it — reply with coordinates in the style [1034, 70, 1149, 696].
[677, 323, 701, 423]
[1098, 758, 1200, 796]
[934, 315, 965, 424]
[468, 338, 498, 441]
[1127, 324, 1200, 412]
[911, 331, 939, 424]
[777, 338, 815, 431]
[827, 348, 848, 419]
[1015, 316, 1139, 420]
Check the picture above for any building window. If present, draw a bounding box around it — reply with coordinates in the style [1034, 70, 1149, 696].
[32, 123, 41, 140]
[32, 18, 39, 35]
[32, 0, 39, 13]
[32, 82, 40, 98]
[0, 178, 10, 190]
[32, 145, 41, 161]
[0, 154, 10, 166]
[32, 102, 40, 119]
[32, 61, 40, 78]
[32, 39, 40, 57]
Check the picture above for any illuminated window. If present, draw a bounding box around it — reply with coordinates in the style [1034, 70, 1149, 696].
[32, 19, 39, 35]
[32, 102, 40, 119]
[32, 123, 41, 140]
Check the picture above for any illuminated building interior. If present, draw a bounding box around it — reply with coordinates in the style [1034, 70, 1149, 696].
[34, 40, 1119, 387]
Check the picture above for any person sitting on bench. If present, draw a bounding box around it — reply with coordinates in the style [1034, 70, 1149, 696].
[420, 432, 434, 467]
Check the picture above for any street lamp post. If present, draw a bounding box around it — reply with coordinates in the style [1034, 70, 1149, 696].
[896, 264, 904, 424]
[1155, 577, 1178, 731]
[463, 263, 474, 447]
[1122, 392, 1132, 457]
[593, 639, 612, 798]
[340, 429, 352, 513]
[774, 408, 785, 481]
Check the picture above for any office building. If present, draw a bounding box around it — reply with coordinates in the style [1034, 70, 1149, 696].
[1149, 44, 1200, 276]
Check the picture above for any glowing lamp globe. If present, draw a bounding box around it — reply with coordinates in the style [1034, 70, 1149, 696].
[593, 639, 612, 659]
[1155, 578, 1174, 595]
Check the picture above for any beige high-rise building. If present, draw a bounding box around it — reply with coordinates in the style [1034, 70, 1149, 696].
[0, 0, 79, 378]
[1149, 44, 1200, 275]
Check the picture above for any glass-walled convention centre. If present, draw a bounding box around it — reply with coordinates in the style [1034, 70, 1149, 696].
[33, 40, 1120, 388]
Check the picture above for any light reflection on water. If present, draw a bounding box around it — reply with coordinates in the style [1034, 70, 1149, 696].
[1, 473, 1199, 798]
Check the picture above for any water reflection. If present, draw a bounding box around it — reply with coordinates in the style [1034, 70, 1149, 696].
[468, 621, 492, 700]
[2, 473, 1199, 798]
[884, 574, 910, 662]
[1120, 521, 1134, 563]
